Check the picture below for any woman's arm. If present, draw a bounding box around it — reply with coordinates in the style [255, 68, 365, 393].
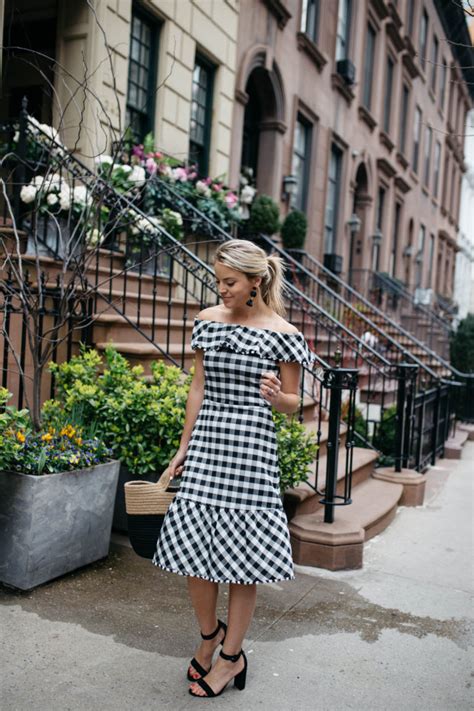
[260, 362, 301, 414]
[163, 349, 206, 479]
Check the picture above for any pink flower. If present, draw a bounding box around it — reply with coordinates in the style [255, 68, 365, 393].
[132, 144, 145, 159]
[188, 171, 197, 180]
[173, 167, 188, 182]
[155, 151, 163, 159]
[225, 192, 238, 208]
[145, 157, 158, 175]
[204, 177, 212, 185]
[212, 183, 223, 192]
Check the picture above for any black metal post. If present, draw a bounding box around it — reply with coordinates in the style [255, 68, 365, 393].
[12, 96, 28, 230]
[430, 383, 442, 465]
[395, 363, 418, 472]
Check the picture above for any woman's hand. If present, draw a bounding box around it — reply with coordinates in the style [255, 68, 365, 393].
[162, 450, 187, 481]
[260, 371, 282, 404]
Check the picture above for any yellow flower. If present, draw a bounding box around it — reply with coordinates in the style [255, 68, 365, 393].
[41, 433, 53, 442]
[75, 437, 83, 446]
[16, 431, 26, 443]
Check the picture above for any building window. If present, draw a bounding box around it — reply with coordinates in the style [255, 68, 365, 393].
[431, 35, 438, 93]
[433, 140, 441, 198]
[428, 234, 435, 287]
[412, 106, 422, 173]
[423, 125, 432, 188]
[372, 186, 385, 271]
[383, 56, 394, 134]
[324, 144, 343, 254]
[439, 58, 447, 111]
[415, 223, 426, 288]
[399, 83, 410, 155]
[291, 114, 313, 213]
[335, 0, 352, 61]
[389, 202, 401, 279]
[126, 9, 158, 142]
[419, 8, 428, 72]
[362, 23, 376, 111]
[300, 0, 319, 43]
[189, 55, 214, 177]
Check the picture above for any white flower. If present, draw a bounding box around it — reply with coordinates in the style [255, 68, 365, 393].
[160, 165, 173, 179]
[240, 185, 256, 204]
[33, 175, 45, 188]
[40, 173, 65, 193]
[72, 185, 92, 206]
[59, 188, 72, 211]
[94, 154, 114, 166]
[196, 180, 212, 198]
[239, 175, 248, 187]
[86, 228, 103, 247]
[20, 184, 37, 204]
[27, 116, 41, 134]
[120, 164, 132, 174]
[46, 193, 58, 206]
[129, 165, 146, 186]
[39, 124, 60, 142]
[13, 130, 19, 143]
[130, 215, 161, 236]
[167, 210, 183, 226]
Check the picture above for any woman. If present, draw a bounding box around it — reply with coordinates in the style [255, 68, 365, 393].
[152, 239, 317, 698]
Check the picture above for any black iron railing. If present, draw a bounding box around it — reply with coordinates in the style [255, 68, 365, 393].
[0, 107, 362, 522]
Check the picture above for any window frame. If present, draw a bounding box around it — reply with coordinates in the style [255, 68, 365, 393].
[419, 8, 428, 73]
[433, 140, 441, 199]
[189, 53, 215, 177]
[412, 105, 422, 174]
[399, 82, 410, 155]
[324, 143, 343, 255]
[439, 58, 447, 112]
[290, 112, 313, 213]
[362, 22, 377, 111]
[430, 34, 439, 94]
[423, 124, 432, 188]
[125, 6, 159, 142]
[300, 0, 320, 44]
[335, 0, 352, 61]
[383, 54, 395, 135]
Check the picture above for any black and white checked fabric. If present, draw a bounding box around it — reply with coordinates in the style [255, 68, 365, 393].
[152, 317, 317, 585]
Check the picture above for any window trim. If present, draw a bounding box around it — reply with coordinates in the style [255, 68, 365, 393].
[412, 105, 422, 174]
[383, 54, 395, 135]
[300, 0, 320, 44]
[335, 0, 352, 61]
[126, 5, 159, 141]
[189, 53, 215, 177]
[399, 82, 410, 156]
[362, 22, 377, 111]
[433, 139, 441, 199]
[324, 143, 343, 255]
[431, 34, 439, 94]
[419, 7, 428, 73]
[290, 112, 313, 213]
[423, 124, 432, 189]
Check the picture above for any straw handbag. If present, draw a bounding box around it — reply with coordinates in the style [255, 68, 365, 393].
[124, 468, 181, 559]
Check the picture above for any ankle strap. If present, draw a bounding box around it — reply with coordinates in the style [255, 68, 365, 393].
[219, 648, 242, 663]
[200, 619, 223, 640]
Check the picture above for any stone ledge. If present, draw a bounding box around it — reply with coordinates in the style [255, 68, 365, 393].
[373, 467, 426, 506]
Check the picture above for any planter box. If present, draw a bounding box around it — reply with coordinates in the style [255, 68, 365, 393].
[113, 464, 161, 533]
[0, 460, 120, 591]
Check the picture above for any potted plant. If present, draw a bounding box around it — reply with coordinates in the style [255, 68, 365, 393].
[273, 410, 319, 521]
[0, 388, 120, 591]
[281, 209, 307, 252]
[247, 195, 281, 245]
[45, 345, 192, 533]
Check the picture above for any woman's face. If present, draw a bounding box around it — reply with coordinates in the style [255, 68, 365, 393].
[214, 261, 259, 308]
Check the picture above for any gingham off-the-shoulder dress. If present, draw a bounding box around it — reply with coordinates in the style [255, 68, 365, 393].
[152, 317, 317, 585]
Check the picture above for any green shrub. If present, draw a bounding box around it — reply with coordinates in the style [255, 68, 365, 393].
[373, 404, 397, 466]
[280, 209, 307, 250]
[248, 195, 280, 235]
[44, 345, 193, 476]
[450, 314, 474, 373]
[272, 410, 319, 493]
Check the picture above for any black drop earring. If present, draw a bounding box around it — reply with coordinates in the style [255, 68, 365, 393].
[246, 287, 257, 307]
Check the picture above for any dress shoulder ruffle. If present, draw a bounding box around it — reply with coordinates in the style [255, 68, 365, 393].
[191, 318, 317, 367]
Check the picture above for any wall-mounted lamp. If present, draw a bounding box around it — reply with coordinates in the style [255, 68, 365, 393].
[282, 174, 298, 202]
[347, 213, 362, 234]
[372, 227, 383, 246]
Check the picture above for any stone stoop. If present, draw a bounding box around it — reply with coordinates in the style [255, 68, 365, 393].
[457, 423, 474, 441]
[444, 428, 469, 459]
[372, 467, 426, 506]
[289, 477, 404, 571]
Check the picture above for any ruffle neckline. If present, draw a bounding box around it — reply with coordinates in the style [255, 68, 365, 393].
[191, 317, 317, 367]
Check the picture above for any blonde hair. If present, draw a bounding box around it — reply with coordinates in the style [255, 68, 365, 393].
[213, 239, 288, 317]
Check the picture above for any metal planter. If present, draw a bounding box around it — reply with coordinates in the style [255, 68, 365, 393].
[0, 460, 120, 591]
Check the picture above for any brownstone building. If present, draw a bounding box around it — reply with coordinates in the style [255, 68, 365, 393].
[229, 0, 474, 305]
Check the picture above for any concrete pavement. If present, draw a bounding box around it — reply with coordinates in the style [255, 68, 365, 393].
[1, 444, 473, 711]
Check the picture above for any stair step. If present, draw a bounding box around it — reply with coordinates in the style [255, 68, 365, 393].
[289, 477, 403, 570]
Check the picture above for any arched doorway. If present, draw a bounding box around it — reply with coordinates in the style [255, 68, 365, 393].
[232, 48, 286, 199]
[350, 163, 372, 291]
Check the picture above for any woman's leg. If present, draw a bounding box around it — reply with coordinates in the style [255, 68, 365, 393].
[189, 582, 257, 696]
[187, 576, 224, 679]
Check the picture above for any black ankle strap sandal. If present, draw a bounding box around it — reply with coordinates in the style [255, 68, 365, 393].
[187, 619, 228, 682]
[189, 648, 248, 697]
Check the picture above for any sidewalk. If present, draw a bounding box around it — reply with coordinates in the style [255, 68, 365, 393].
[1, 445, 473, 711]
